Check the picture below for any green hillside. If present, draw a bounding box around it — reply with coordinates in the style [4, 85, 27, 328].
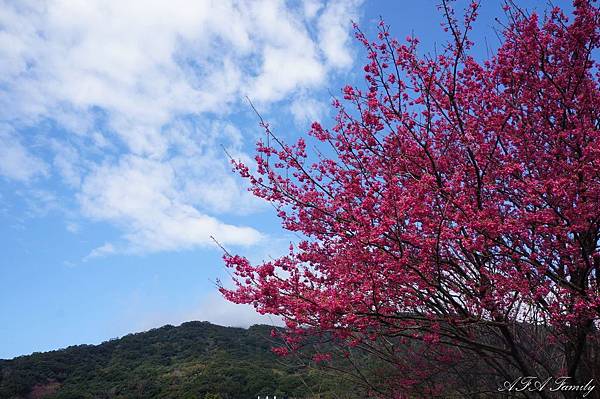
[0, 322, 356, 399]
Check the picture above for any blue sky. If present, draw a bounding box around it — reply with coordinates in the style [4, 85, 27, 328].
[0, 0, 570, 359]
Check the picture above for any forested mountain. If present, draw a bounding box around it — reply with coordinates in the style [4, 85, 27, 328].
[0, 322, 355, 399]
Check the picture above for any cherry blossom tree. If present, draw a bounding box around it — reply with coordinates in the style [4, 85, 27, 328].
[220, 1, 600, 397]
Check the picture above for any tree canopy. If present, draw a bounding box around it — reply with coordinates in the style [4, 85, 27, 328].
[222, 1, 600, 397]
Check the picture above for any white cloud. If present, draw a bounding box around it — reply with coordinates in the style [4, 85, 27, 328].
[80, 155, 263, 254]
[65, 221, 80, 233]
[0, 0, 363, 255]
[193, 293, 282, 328]
[51, 141, 83, 188]
[245, 1, 326, 103]
[0, 128, 48, 182]
[0, 0, 359, 135]
[318, 0, 361, 68]
[84, 242, 116, 260]
[303, 0, 324, 20]
[24, 189, 61, 214]
[290, 95, 327, 126]
[133, 292, 283, 333]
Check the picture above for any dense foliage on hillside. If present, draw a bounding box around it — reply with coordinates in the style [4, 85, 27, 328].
[0, 322, 357, 399]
